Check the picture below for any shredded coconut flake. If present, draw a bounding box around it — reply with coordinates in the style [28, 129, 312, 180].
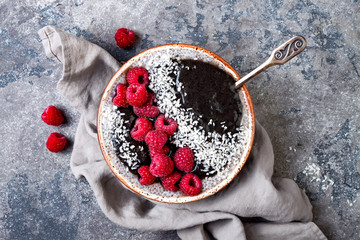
[148, 56, 246, 176]
[102, 107, 140, 169]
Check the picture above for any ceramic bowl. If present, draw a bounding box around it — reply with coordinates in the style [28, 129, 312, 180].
[97, 44, 255, 203]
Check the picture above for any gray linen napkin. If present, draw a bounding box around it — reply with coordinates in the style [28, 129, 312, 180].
[38, 26, 327, 240]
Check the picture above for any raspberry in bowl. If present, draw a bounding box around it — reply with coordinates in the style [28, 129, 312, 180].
[97, 44, 255, 203]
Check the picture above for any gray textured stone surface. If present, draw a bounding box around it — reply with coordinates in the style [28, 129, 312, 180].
[0, 0, 359, 239]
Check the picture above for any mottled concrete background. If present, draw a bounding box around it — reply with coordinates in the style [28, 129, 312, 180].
[0, 0, 359, 239]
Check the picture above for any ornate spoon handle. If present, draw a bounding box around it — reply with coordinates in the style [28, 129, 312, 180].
[235, 35, 307, 89]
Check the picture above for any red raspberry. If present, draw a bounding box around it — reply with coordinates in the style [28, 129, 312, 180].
[161, 171, 182, 192]
[46, 132, 67, 153]
[149, 145, 170, 159]
[126, 84, 148, 107]
[149, 154, 174, 177]
[145, 130, 168, 151]
[134, 105, 159, 118]
[147, 92, 156, 103]
[133, 93, 159, 118]
[113, 84, 129, 107]
[127, 67, 149, 86]
[155, 114, 178, 136]
[130, 118, 153, 141]
[114, 28, 135, 49]
[173, 147, 194, 172]
[41, 105, 64, 126]
[138, 166, 156, 185]
[179, 173, 202, 196]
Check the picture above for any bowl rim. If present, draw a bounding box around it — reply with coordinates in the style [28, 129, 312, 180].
[97, 43, 255, 203]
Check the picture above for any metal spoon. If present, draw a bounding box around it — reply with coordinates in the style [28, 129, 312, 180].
[235, 36, 307, 89]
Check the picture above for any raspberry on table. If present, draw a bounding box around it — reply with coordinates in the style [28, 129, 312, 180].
[130, 118, 153, 141]
[114, 28, 135, 49]
[138, 166, 156, 185]
[126, 84, 148, 107]
[155, 114, 178, 136]
[145, 130, 168, 151]
[179, 173, 202, 196]
[133, 93, 159, 118]
[149, 154, 174, 177]
[41, 105, 64, 126]
[46, 132, 67, 153]
[126, 67, 149, 86]
[149, 145, 170, 159]
[173, 147, 194, 172]
[161, 171, 182, 192]
[113, 84, 129, 107]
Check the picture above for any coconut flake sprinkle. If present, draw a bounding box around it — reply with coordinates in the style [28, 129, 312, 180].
[148, 56, 247, 176]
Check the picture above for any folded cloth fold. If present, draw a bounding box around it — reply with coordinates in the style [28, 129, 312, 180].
[38, 25, 327, 240]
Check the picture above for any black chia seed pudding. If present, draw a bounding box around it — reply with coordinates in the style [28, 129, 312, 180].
[111, 58, 244, 179]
